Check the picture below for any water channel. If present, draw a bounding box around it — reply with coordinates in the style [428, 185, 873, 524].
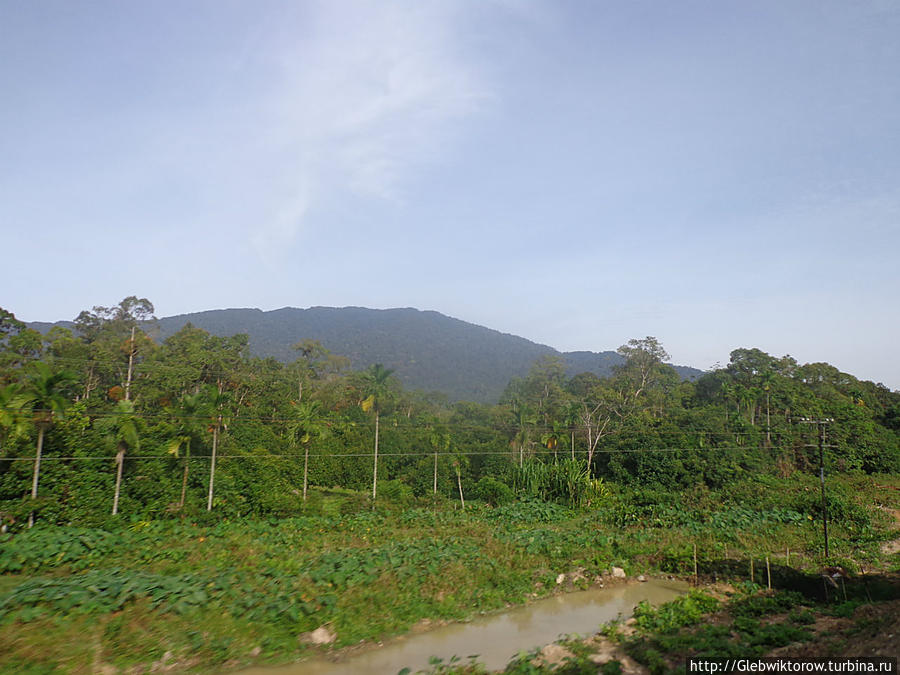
[237, 578, 689, 675]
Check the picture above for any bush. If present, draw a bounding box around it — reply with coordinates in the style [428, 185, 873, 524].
[472, 476, 514, 506]
[377, 479, 415, 507]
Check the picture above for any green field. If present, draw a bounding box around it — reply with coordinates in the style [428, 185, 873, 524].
[2, 474, 898, 674]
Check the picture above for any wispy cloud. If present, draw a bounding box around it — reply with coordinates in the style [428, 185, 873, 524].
[247, 0, 490, 257]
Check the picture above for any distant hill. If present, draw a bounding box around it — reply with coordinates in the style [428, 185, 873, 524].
[29, 306, 703, 403]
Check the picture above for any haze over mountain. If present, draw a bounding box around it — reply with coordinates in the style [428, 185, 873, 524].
[30, 307, 702, 403]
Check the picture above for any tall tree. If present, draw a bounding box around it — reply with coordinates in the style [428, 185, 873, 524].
[167, 391, 206, 510]
[100, 400, 140, 515]
[360, 363, 396, 500]
[205, 386, 232, 511]
[289, 400, 326, 501]
[13, 362, 76, 527]
[509, 397, 536, 466]
[428, 426, 451, 495]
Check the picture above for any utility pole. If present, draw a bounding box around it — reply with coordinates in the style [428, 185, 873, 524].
[797, 417, 834, 558]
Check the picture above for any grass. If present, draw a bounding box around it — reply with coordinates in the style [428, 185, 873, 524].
[1, 474, 898, 673]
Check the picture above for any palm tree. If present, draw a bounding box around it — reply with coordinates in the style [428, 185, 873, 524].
[428, 427, 450, 496]
[289, 400, 326, 501]
[540, 421, 566, 462]
[562, 401, 581, 461]
[360, 363, 396, 501]
[205, 386, 232, 511]
[167, 391, 205, 510]
[452, 452, 468, 511]
[100, 400, 140, 515]
[14, 362, 76, 528]
[510, 398, 536, 467]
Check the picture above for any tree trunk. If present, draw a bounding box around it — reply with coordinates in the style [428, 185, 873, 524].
[570, 431, 575, 461]
[433, 451, 438, 494]
[28, 426, 45, 528]
[179, 450, 190, 509]
[84, 363, 94, 400]
[372, 412, 379, 500]
[207, 422, 219, 511]
[125, 326, 135, 401]
[303, 444, 309, 501]
[112, 445, 125, 515]
[586, 425, 593, 472]
[456, 465, 465, 510]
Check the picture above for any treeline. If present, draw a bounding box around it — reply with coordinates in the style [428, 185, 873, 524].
[1, 297, 898, 528]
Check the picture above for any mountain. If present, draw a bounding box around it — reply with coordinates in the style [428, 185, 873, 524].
[30, 307, 703, 403]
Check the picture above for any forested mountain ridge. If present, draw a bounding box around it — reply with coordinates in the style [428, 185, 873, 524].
[29, 306, 703, 402]
[3, 297, 900, 528]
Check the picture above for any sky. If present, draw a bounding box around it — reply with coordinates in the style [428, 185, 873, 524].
[2, 1, 899, 389]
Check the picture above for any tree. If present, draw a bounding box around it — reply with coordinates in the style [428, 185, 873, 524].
[0, 307, 43, 376]
[13, 362, 76, 527]
[289, 400, 327, 501]
[167, 391, 206, 510]
[566, 372, 615, 473]
[291, 339, 328, 402]
[615, 336, 671, 405]
[72, 297, 157, 401]
[509, 397, 536, 466]
[540, 421, 566, 462]
[0, 383, 27, 456]
[99, 400, 140, 515]
[205, 386, 232, 511]
[452, 451, 468, 510]
[562, 400, 581, 461]
[360, 363, 397, 501]
[428, 426, 451, 495]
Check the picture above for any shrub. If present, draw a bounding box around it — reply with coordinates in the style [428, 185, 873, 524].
[472, 476, 514, 506]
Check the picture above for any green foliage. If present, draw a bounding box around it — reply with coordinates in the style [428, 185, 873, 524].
[472, 476, 514, 506]
[0, 527, 117, 573]
[308, 539, 484, 590]
[728, 591, 806, 618]
[486, 497, 571, 524]
[792, 485, 872, 530]
[511, 459, 607, 507]
[378, 479, 416, 507]
[0, 569, 214, 621]
[632, 591, 720, 634]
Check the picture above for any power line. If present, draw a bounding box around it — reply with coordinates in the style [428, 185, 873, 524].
[0, 445, 803, 462]
[0, 405, 812, 436]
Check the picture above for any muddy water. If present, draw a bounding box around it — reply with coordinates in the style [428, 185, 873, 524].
[237, 579, 688, 675]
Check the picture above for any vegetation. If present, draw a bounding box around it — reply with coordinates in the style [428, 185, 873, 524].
[1, 297, 899, 672]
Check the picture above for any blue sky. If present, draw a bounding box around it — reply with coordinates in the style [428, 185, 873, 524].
[2, 1, 899, 388]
